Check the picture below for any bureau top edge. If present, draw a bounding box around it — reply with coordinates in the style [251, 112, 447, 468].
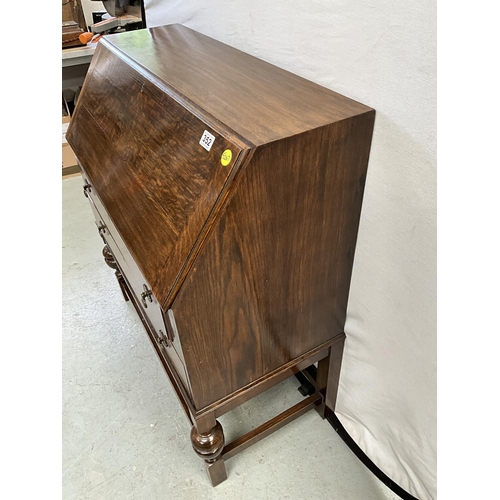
[99, 24, 373, 146]
[98, 36, 254, 152]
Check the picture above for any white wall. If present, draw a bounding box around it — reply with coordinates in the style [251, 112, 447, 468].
[144, 2, 436, 499]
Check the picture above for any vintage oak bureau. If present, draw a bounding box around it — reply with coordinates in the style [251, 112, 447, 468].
[66, 24, 375, 486]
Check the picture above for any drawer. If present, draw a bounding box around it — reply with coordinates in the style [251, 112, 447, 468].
[81, 172, 192, 394]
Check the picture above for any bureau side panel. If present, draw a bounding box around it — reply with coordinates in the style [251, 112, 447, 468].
[172, 112, 375, 410]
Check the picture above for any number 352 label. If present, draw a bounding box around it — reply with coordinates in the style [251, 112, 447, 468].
[199, 130, 215, 151]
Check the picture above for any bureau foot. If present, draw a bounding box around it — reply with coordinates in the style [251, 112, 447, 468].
[205, 456, 227, 487]
[190, 420, 227, 486]
[315, 334, 345, 419]
[102, 245, 129, 302]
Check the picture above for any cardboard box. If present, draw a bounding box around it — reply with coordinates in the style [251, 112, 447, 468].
[62, 143, 77, 167]
[62, 118, 79, 175]
[62, 93, 80, 176]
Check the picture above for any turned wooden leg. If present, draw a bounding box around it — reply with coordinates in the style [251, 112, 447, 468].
[315, 334, 345, 419]
[102, 244, 116, 269]
[190, 419, 227, 486]
[102, 245, 129, 302]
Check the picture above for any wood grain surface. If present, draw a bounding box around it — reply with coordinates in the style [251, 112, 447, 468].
[67, 43, 244, 305]
[102, 24, 372, 145]
[173, 112, 375, 410]
[67, 23, 375, 423]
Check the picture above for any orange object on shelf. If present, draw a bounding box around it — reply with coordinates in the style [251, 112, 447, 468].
[78, 32, 94, 45]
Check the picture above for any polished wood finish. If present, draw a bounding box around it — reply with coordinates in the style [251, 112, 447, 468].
[66, 23, 375, 485]
[204, 457, 227, 487]
[67, 59, 245, 306]
[196, 339, 335, 421]
[319, 334, 346, 418]
[173, 115, 374, 410]
[190, 421, 225, 462]
[104, 24, 371, 146]
[315, 334, 346, 418]
[222, 392, 322, 461]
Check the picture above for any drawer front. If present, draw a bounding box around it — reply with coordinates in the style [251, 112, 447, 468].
[81, 173, 192, 394]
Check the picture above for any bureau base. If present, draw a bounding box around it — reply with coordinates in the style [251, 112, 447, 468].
[101, 242, 345, 486]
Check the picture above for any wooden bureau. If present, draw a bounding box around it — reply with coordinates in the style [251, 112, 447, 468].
[66, 23, 375, 486]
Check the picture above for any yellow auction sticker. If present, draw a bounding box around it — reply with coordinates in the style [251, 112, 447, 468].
[221, 149, 232, 166]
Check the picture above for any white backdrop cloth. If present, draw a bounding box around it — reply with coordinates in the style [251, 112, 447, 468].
[142, 2, 437, 499]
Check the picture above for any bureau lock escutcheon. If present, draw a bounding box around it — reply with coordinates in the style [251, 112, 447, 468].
[141, 284, 153, 308]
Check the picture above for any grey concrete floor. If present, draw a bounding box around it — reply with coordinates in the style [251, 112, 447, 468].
[62, 175, 400, 500]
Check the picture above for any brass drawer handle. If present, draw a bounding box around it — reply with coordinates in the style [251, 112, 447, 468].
[96, 222, 107, 243]
[83, 181, 91, 198]
[156, 329, 173, 349]
[141, 284, 153, 308]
